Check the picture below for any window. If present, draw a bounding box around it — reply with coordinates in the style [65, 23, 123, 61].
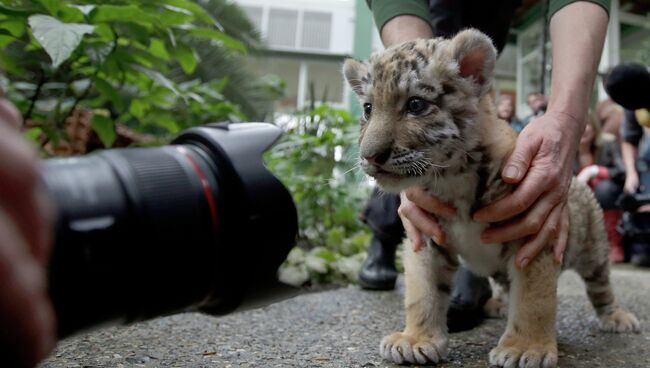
[267, 8, 298, 48]
[301, 11, 332, 50]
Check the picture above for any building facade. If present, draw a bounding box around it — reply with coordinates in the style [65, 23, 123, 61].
[235, 0, 649, 117]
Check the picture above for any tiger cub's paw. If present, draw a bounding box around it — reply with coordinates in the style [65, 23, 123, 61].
[600, 307, 641, 333]
[380, 332, 448, 365]
[484, 296, 508, 319]
[489, 335, 557, 368]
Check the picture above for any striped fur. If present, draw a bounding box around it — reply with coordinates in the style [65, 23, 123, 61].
[344, 29, 640, 368]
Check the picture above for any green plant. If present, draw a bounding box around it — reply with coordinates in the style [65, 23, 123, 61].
[0, 0, 257, 151]
[267, 104, 373, 286]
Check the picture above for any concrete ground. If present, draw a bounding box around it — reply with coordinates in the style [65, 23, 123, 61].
[41, 266, 650, 368]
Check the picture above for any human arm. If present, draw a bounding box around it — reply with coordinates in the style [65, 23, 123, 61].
[473, 2, 609, 267]
[620, 109, 643, 193]
[0, 100, 56, 366]
[622, 141, 640, 193]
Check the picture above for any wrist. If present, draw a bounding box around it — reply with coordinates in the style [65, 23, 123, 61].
[381, 15, 434, 46]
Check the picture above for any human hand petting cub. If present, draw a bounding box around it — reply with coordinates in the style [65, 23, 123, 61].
[400, 110, 578, 269]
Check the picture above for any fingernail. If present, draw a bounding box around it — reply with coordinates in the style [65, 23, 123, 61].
[504, 165, 520, 180]
[519, 257, 530, 269]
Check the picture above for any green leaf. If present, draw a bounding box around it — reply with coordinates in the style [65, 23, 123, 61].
[0, 19, 26, 37]
[91, 115, 116, 148]
[37, 0, 60, 15]
[94, 77, 126, 112]
[133, 65, 180, 97]
[158, 5, 194, 27]
[24, 127, 43, 143]
[0, 34, 14, 48]
[150, 115, 180, 134]
[188, 28, 246, 53]
[90, 5, 156, 29]
[0, 4, 34, 17]
[148, 38, 170, 61]
[171, 43, 197, 74]
[161, 0, 216, 24]
[70, 5, 95, 16]
[129, 99, 148, 119]
[28, 15, 94, 68]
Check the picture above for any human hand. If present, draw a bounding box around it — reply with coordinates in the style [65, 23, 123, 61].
[397, 188, 455, 252]
[0, 100, 56, 367]
[576, 165, 599, 184]
[473, 111, 580, 268]
[624, 170, 640, 194]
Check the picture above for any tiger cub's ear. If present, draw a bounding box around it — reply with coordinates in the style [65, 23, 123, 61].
[343, 59, 370, 97]
[448, 29, 497, 97]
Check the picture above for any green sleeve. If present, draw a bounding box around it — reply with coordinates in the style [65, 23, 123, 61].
[549, 0, 610, 18]
[366, 0, 431, 34]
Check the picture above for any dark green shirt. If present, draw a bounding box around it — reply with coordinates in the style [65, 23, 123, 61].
[366, 0, 610, 34]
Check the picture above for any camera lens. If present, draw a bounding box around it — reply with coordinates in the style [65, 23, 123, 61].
[43, 123, 297, 337]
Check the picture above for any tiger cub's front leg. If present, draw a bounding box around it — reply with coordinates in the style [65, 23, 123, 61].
[489, 252, 560, 368]
[380, 242, 458, 364]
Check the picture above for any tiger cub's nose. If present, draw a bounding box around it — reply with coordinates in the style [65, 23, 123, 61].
[364, 148, 392, 166]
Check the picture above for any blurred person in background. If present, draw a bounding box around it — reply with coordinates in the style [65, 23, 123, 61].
[521, 91, 548, 125]
[497, 95, 525, 133]
[576, 112, 626, 262]
[605, 62, 650, 267]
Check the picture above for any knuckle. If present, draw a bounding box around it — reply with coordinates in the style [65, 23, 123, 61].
[513, 196, 529, 213]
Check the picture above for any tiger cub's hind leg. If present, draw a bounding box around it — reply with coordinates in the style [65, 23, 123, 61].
[579, 258, 640, 332]
[484, 274, 509, 319]
[380, 241, 458, 365]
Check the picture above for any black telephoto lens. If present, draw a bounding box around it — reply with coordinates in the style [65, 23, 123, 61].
[42, 123, 297, 337]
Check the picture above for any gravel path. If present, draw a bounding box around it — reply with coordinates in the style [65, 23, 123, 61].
[41, 266, 650, 367]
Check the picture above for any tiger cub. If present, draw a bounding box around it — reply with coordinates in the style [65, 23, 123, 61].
[343, 29, 640, 368]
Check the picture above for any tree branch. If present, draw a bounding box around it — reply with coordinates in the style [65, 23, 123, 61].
[23, 71, 46, 126]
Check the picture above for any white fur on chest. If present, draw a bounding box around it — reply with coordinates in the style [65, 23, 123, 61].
[426, 172, 505, 277]
[445, 220, 504, 277]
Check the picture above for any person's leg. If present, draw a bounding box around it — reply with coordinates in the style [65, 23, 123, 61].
[594, 179, 625, 262]
[358, 188, 405, 290]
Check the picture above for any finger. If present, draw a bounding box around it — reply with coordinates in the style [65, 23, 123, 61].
[404, 188, 455, 219]
[553, 204, 570, 264]
[398, 202, 446, 246]
[0, 123, 41, 194]
[0, 209, 56, 367]
[0, 99, 22, 130]
[474, 167, 553, 223]
[480, 193, 557, 244]
[501, 132, 541, 184]
[1, 188, 54, 265]
[516, 202, 563, 269]
[0, 124, 51, 263]
[402, 217, 424, 252]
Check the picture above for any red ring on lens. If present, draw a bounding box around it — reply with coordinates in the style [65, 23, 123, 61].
[176, 146, 219, 232]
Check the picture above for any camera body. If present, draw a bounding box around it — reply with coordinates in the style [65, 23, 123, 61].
[43, 123, 297, 337]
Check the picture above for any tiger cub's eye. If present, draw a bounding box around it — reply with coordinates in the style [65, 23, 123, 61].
[363, 103, 372, 119]
[406, 97, 429, 116]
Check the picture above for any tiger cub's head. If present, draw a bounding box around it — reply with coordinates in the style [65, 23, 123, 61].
[343, 29, 497, 192]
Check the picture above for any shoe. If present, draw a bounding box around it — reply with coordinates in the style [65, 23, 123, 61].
[447, 267, 492, 333]
[630, 242, 650, 267]
[358, 235, 399, 290]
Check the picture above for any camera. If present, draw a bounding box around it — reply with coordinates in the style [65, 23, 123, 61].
[42, 123, 298, 337]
